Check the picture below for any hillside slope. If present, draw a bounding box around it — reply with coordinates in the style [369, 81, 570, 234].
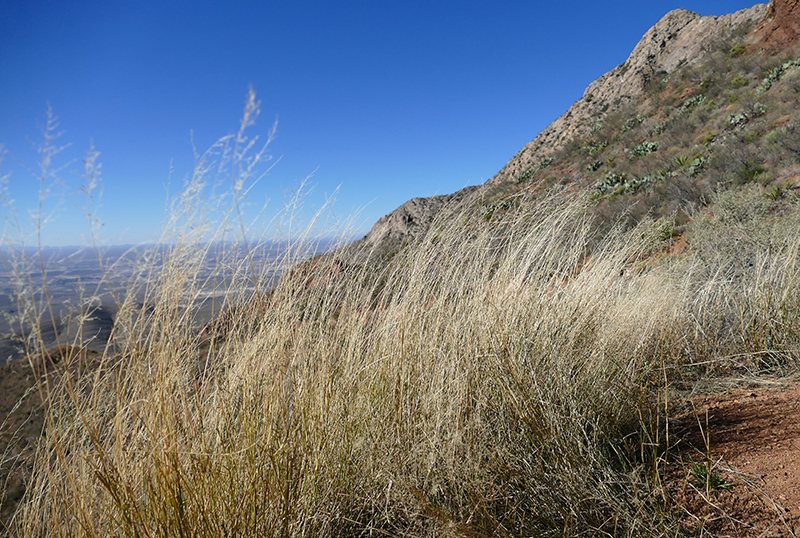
[353, 2, 771, 256]
[490, 3, 768, 185]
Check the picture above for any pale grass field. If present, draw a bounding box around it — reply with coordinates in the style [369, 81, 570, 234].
[4, 94, 800, 537]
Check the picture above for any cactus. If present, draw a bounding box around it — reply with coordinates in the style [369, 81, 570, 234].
[679, 94, 706, 114]
[751, 102, 768, 117]
[516, 156, 556, 183]
[594, 172, 652, 195]
[686, 156, 707, 176]
[621, 115, 645, 133]
[589, 123, 604, 135]
[727, 112, 748, 127]
[587, 140, 608, 157]
[587, 160, 604, 172]
[539, 156, 556, 168]
[630, 141, 658, 158]
[757, 58, 800, 95]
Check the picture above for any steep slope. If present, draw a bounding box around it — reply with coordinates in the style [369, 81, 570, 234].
[353, 2, 770, 256]
[491, 3, 768, 186]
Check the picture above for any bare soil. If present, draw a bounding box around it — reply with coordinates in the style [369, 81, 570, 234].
[667, 376, 800, 537]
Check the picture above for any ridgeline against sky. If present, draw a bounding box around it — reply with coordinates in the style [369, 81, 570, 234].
[1, 0, 760, 246]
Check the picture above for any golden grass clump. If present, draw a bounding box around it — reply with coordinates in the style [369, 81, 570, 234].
[4, 93, 800, 537]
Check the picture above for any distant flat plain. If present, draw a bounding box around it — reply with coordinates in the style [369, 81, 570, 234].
[0, 241, 324, 365]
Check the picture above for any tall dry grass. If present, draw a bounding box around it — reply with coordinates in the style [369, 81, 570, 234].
[4, 94, 800, 537]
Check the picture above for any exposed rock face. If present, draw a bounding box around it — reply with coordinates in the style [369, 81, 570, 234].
[352, 3, 770, 256]
[489, 3, 768, 185]
[353, 186, 479, 255]
[755, 0, 800, 50]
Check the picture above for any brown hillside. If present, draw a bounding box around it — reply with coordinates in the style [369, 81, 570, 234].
[756, 0, 800, 51]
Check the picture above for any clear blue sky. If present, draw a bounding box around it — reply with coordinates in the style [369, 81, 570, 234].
[1, 0, 762, 246]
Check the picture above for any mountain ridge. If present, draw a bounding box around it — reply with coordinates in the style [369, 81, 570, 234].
[353, 1, 772, 256]
[491, 3, 769, 186]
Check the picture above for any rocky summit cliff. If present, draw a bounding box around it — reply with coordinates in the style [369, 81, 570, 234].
[352, 0, 791, 257]
[491, 3, 768, 185]
[755, 0, 800, 50]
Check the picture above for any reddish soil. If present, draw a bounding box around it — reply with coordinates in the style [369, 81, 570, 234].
[755, 0, 800, 52]
[667, 377, 800, 537]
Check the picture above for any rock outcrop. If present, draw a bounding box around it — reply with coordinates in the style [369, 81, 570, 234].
[755, 0, 800, 51]
[352, 2, 771, 256]
[350, 186, 479, 256]
[489, 3, 768, 185]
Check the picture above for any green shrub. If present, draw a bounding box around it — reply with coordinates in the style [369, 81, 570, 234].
[690, 462, 732, 490]
[736, 160, 766, 184]
[728, 43, 747, 58]
[766, 181, 791, 200]
[730, 74, 749, 88]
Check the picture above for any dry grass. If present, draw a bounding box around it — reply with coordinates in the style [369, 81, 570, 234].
[2, 93, 800, 537]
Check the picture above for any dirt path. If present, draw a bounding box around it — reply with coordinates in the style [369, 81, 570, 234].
[668, 377, 800, 537]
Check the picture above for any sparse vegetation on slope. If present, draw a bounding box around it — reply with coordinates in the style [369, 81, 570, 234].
[481, 15, 800, 248]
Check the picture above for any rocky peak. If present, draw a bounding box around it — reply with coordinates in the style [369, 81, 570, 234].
[489, 3, 768, 185]
[352, 2, 772, 257]
[350, 186, 479, 257]
[755, 0, 800, 51]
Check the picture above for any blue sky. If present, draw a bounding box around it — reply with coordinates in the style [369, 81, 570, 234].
[1, 0, 761, 246]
